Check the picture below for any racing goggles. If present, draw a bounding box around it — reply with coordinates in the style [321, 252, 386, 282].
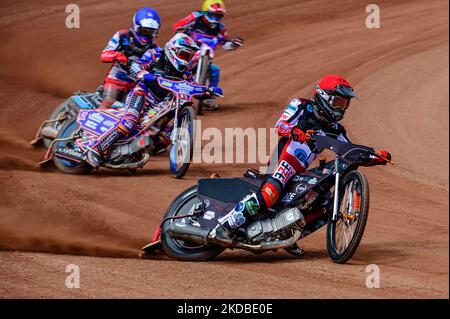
[205, 12, 224, 23]
[175, 47, 195, 63]
[137, 27, 159, 38]
[330, 95, 351, 111]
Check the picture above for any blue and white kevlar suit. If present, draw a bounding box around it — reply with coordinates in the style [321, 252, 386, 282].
[88, 48, 195, 158]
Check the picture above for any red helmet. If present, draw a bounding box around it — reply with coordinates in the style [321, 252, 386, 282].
[313, 75, 357, 122]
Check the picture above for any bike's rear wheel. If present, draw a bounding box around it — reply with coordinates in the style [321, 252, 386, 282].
[161, 186, 224, 261]
[326, 170, 370, 264]
[169, 106, 196, 179]
[42, 99, 74, 148]
[52, 118, 93, 174]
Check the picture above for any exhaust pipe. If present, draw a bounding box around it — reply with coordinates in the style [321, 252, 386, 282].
[168, 220, 302, 252]
[233, 230, 302, 252]
[167, 220, 210, 245]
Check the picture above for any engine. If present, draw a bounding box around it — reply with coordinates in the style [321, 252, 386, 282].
[109, 136, 154, 163]
[246, 207, 306, 244]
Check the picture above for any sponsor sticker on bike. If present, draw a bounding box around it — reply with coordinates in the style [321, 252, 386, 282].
[281, 193, 297, 203]
[203, 211, 216, 220]
[296, 184, 308, 193]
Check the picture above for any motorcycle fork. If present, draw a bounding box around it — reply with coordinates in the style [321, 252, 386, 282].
[171, 95, 180, 144]
[195, 56, 204, 83]
[332, 156, 341, 221]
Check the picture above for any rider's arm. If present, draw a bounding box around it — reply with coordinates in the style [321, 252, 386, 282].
[183, 67, 197, 83]
[135, 48, 163, 72]
[138, 49, 158, 69]
[219, 25, 245, 51]
[100, 30, 128, 63]
[219, 26, 237, 51]
[129, 49, 163, 81]
[218, 25, 230, 42]
[172, 12, 201, 32]
[275, 99, 304, 137]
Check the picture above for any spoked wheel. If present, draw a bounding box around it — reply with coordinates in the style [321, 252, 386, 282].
[160, 186, 224, 261]
[52, 118, 93, 174]
[326, 170, 370, 264]
[169, 106, 196, 179]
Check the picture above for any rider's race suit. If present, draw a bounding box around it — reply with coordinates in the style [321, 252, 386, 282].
[210, 97, 389, 243]
[173, 11, 234, 88]
[100, 29, 158, 108]
[88, 48, 196, 161]
[217, 98, 388, 232]
[216, 98, 380, 231]
[259, 98, 351, 210]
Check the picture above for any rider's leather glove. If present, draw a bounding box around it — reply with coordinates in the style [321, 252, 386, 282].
[100, 51, 128, 64]
[290, 127, 305, 143]
[375, 150, 392, 165]
[129, 62, 142, 77]
[114, 52, 128, 64]
[223, 37, 244, 51]
[290, 128, 315, 143]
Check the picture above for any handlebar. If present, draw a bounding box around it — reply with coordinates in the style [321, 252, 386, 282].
[308, 131, 394, 165]
[370, 151, 395, 165]
[231, 36, 245, 47]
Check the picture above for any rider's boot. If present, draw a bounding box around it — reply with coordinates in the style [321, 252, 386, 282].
[209, 193, 262, 245]
[85, 129, 125, 169]
[86, 148, 102, 169]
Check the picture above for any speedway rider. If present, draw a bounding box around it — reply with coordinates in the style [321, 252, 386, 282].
[85, 33, 222, 168]
[209, 75, 392, 245]
[173, 0, 243, 110]
[99, 7, 161, 109]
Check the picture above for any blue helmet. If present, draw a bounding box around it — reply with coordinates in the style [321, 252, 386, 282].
[131, 8, 161, 46]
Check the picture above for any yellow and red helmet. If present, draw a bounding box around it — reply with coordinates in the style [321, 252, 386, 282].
[202, 0, 226, 26]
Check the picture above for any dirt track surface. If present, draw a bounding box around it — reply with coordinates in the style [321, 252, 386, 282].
[0, 0, 448, 298]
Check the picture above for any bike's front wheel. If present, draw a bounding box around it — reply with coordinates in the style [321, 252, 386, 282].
[169, 106, 196, 179]
[326, 170, 370, 264]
